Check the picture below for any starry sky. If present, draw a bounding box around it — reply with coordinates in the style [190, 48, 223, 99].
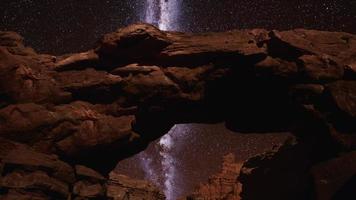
[0, 0, 355, 55]
[116, 124, 290, 200]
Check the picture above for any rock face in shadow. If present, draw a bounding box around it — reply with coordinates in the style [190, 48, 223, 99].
[238, 137, 311, 200]
[310, 151, 356, 200]
[1, 23, 356, 199]
[185, 136, 311, 200]
[0, 138, 163, 200]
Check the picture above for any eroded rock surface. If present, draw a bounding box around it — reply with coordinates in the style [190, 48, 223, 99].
[1, 23, 356, 199]
[185, 136, 310, 200]
[107, 172, 165, 200]
[186, 153, 243, 200]
[0, 139, 163, 200]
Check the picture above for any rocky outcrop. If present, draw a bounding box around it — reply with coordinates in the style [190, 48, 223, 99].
[186, 153, 243, 200]
[107, 172, 165, 200]
[186, 136, 310, 200]
[0, 138, 74, 199]
[1, 23, 356, 199]
[0, 139, 164, 200]
[238, 137, 311, 200]
[311, 151, 356, 200]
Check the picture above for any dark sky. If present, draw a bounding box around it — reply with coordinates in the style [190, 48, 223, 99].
[0, 0, 355, 55]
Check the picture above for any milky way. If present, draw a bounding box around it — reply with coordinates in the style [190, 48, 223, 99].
[141, 1, 182, 198]
[144, 0, 181, 31]
[158, 126, 179, 200]
[116, 123, 291, 199]
[1, 0, 355, 54]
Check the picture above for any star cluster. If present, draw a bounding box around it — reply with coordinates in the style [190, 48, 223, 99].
[0, 0, 355, 54]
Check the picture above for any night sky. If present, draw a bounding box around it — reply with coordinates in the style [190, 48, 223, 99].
[116, 124, 290, 200]
[0, 0, 355, 55]
[1, 1, 356, 199]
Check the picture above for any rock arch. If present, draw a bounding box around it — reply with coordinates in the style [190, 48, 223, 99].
[1, 24, 356, 199]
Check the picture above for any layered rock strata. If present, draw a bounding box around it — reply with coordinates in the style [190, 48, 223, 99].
[1, 23, 356, 199]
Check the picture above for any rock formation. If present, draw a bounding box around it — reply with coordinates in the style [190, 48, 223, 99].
[1, 23, 356, 199]
[186, 153, 243, 200]
[185, 136, 307, 200]
[0, 138, 163, 200]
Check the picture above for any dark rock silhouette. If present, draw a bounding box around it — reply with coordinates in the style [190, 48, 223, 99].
[1, 23, 356, 199]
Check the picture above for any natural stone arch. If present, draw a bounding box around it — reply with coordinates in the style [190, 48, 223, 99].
[1, 24, 356, 199]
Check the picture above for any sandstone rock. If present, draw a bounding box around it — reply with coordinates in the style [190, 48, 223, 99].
[269, 29, 356, 65]
[238, 136, 310, 200]
[0, 190, 50, 200]
[311, 151, 356, 200]
[0, 102, 138, 157]
[106, 172, 165, 200]
[187, 153, 243, 200]
[0, 103, 59, 142]
[75, 165, 106, 182]
[0, 47, 69, 104]
[290, 84, 325, 104]
[344, 63, 356, 79]
[0, 138, 75, 184]
[96, 23, 267, 67]
[0, 139, 75, 199]
[346, 62, 356, 73]
[186, 136, 310, 200]
[0, 31, 24, 47]
[73, 180, 104, 198]
[326, 81, 356, 119]
[1, 24, 356, 199]
[0, 31, 36, 56]
[1, 171, 69, 197]
[55, 114, 136, 156]
[55, 68, 122, 91]
[111, 63, 160, 76]
[329, 126, 356, 150]
[54, 68, 122, 103]
[298, 55, 344, 81]
[96, 23, 172, 66]
[164, 67, 209, 101]
[160, 29, 266, 61]
[254, 56, 298, 79]
[121, 66, 180, 102]
[54, 50, 99, 71]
